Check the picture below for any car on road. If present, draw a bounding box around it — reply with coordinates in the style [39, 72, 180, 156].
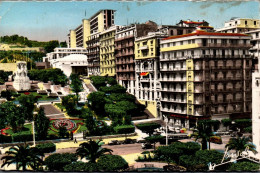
[141, 143, 153, 149]
[108, 140, 121, 145]
[122, 138, 136, 144]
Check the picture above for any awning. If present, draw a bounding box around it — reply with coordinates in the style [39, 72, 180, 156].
[140, 72, 149, 76]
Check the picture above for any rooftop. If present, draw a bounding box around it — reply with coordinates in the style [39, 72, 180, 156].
[163, 30, 250, 41]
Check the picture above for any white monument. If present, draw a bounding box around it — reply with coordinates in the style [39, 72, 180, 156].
[13, 61, 31, 91]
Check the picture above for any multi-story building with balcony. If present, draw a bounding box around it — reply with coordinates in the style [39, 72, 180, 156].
[216, 18, 260, 34]
[100, 25, 119, 76]
[115, 21, 158, 95]
[134, 31, 168, 115]
[159, 30, 252, 128]
[246, 29, 260, 71]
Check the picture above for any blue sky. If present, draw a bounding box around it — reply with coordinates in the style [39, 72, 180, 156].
[0, 1, 259, 42]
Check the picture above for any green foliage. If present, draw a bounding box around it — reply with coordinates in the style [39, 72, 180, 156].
[61, 95, 80, 116]
[179, 155, 204, 171]
[234, 119, 252, 132]
[1, 90, 16, 101]
[58, 125, 68, 139]
[59, 41, 67, 48]
[87, 91, 106, 116]
[35, 142, 56, 153]
[136, 123, 161, 136]
[228, 161, 260, 171]
[76, 139, 113, 163]
[70, 73, 83, 98]
[35, 107, 50, 140]
[97, 155, 129, 171]
[105, 93, 136, 104]
[90, 76, 107, 89]
[12, 133, 33, 142]
[44, 40, 59, 53]
[113, 125, 135, 135]
[155, 144, 183, 164]
[225, 136, 257, 154]
[221, 119, 232, 130]
[0, 70, 12, 84]
[17, 94, 38, 121]
[244, 126, 252, 133]
[173, 142, 201, 155]
[44, 153, 77, 171]
[28, 68, 68, 86]
[0, 101, 25, 132]
[64, 161, 100, 172]
[0, 135, 12, 143]
[100, 84, 127, 94]
[1, 144, 44, 171]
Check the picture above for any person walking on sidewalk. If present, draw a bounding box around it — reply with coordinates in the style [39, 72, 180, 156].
[74, 137, 77, 143]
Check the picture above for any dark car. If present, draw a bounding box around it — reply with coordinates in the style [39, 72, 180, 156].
[141, 143, 153, 149]
[108, 140, 121, 145]
[122, 138, 136, 144]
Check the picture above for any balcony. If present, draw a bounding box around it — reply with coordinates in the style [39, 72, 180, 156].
[140, 78, 150, 82]
[139, 45, 149, 50]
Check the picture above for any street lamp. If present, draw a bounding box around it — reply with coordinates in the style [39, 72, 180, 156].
[32, 121, 36, 147]
[163, 115, 168, 146]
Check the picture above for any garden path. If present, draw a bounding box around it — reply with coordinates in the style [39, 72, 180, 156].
[40, 104, 65, 119]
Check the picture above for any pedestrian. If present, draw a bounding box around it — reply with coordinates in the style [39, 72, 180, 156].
[74, 137, 77, 143]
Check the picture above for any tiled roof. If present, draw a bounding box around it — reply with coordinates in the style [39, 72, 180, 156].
[163, 30, 249, 40]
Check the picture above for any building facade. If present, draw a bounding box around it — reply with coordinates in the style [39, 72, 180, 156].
[216, 18, 260, 34]
[159, 30, 252, 128]
[100, 26, 118, 76]
[115, 21, 158, 95]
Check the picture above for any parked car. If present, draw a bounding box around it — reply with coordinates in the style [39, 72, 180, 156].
[108, 140, 121, 145]
[122, 138, 136, 144]
[141, 143, 153, 149]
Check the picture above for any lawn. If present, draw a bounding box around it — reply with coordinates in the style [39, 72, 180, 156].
[14, 92, 58, 101]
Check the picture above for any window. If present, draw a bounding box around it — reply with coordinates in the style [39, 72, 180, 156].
[245, 20, 248, 25]
[246, 60, 249, 66]
[150, 40, 153, 45]
[180, 41, 183, 45]
[254, 21, 257, 25]
[143, 42, 147, 46]
[256, 33, 259, 38]
[192, 39, 195, 44]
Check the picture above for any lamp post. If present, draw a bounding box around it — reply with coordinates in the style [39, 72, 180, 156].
[163, 115, 168, 146]
[32, 121, 36, 147]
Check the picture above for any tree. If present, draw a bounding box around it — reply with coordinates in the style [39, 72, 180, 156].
[70, 74, 83, 103]
[17, 94, 38, 121]
[76, 139, 113, 163]
[44, 153, 77, 171]
[0, 102, 25, 132]
[155, 145, 183, 165]
[192, 120, 213, 150]
[228, 161, 260, 171]
[221, 119, 232, 131]
[173, 142, 201, 156]
[234, 119, 252, 132]
[225, 136, 257, 156]
[97, 155, 129, 171]
[58, 125, 68, 139]
[145, 135, 164, 151]
[35, 107, 49, 140]
[136, 123, 161, 136]
[44, 40, 59, 53]
[59, 41, 67, 48]
[1, 144, 44, 171]
[87, 91, 106, 116]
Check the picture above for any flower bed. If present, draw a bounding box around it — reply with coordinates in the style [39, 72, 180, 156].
[49, 118, 84, 134]
[0, 127, 10, 136]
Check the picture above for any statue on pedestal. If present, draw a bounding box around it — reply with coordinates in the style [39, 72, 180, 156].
[13, 61, 31, 91]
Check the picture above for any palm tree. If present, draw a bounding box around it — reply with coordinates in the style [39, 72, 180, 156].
[1, 144, 44, 171]
[76, 139, 113, 163]
[225, 136, 257, 156]
[192, 121, 213, 150]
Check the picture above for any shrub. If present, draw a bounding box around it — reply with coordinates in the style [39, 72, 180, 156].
[179, 155, 201, 171]
[0, 135, 12, 143]
[44, 153, 78, 171]
[172, 142, 201, 155]
[12, 133, 33, 142]
[244, 126, 252, 133]
[36, 142, 56, 153]
[155, 145, 183, 164]
[113, 125, 135, 134]
[228, 161, 260, 171]
[97, 155, 129, 171]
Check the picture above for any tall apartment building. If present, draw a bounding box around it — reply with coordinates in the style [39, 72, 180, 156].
[134, 31, 168, 114]
[100, 26, 118, 76]
[86, 33, 100, 75]
[68, 19, 90, 48]
[159, 30, 252, 128]
[216, 18, 260, 34]
[115, 21, 158, 95]
[246, 29, 260, 71]
[86, 10, 116, 76]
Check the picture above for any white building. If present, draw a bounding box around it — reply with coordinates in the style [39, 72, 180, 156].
[44, 47, 88, 63]
[51, 54, 88, 77]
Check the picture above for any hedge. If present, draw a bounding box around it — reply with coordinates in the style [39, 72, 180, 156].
[113, 125, 135, 134]
[0, 135, 12, 143]
[12, 134, 33, 142]
[45, 153, 78, 171]
[97, 155, 129, 171]
[36, 142, 56, 153]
